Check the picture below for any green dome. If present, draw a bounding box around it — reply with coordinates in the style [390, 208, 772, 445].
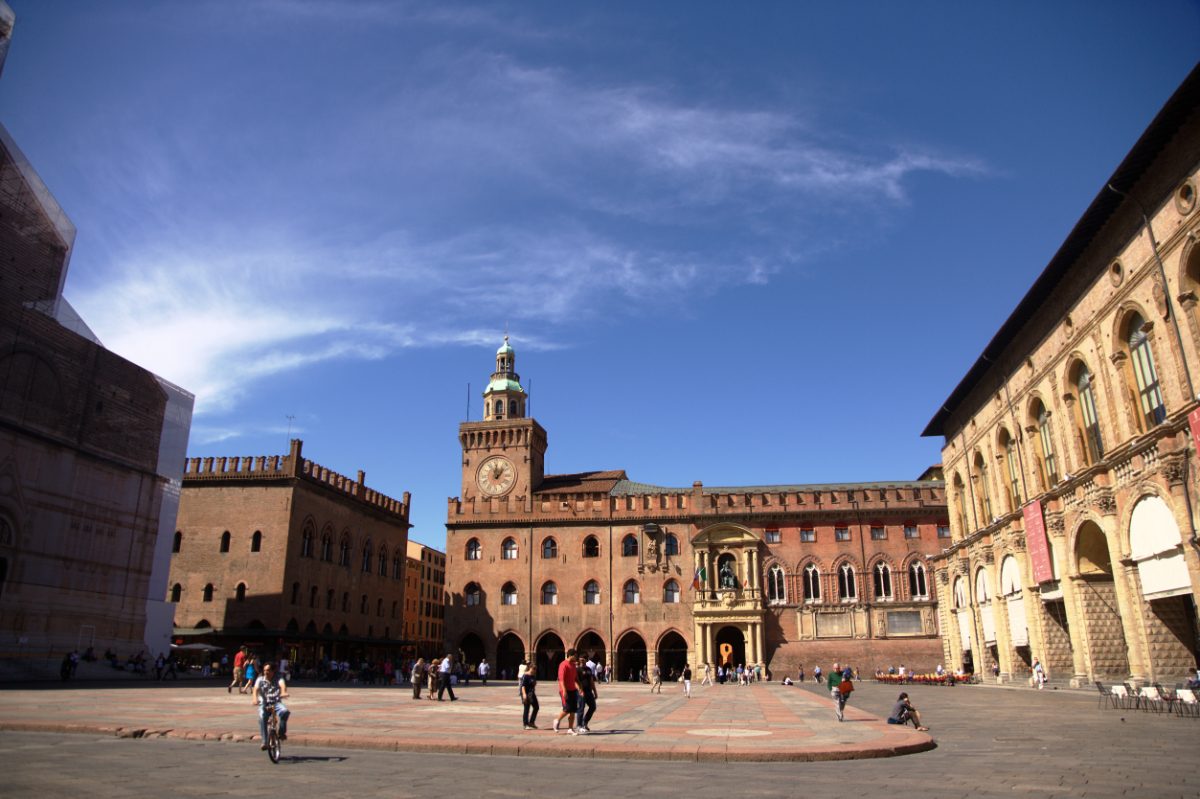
[497, 335, 514, 356]
[486, 377, 525, 394]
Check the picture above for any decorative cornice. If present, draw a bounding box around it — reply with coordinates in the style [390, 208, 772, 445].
[1094, 489, 1118, 516]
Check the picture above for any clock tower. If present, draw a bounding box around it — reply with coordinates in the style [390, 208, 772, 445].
[459, 337, 546, 505]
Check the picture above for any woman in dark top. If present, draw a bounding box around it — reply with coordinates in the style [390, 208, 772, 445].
[521, 664, 539, 729]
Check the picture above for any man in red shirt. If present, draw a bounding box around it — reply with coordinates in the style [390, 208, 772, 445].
[229, 646, 247, 694]
[554, 648, 579, 735]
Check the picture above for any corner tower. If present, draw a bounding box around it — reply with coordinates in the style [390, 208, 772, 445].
[459, 337, 546, 505]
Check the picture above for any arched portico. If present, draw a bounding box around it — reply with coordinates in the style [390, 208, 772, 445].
[690, 523, 766, 668]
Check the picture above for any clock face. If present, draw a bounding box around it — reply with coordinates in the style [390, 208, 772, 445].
[477, 456, 516, 496]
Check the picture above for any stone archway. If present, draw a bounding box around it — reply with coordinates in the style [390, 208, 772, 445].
[535, 631, 565, 681]
[616, 631, 647, 682]
[459, 632, 485, 669]
[496, 632, 525, 680]
[657, 630, 689, 678]
[714, 626, 745, 670]
[1074, 520, 1129, 679]
[576, 631, 606, 671]
[1129, 495, 1199, 677]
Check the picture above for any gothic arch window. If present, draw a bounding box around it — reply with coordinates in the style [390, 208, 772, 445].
[393, 554, 403, 579]
[502, 537, 518, 560]
[873, 563, 893, 601]
[290, 582, 300, 605]
[172, 531, 182, 553]
[377, 598, 384, 617]
[310, 586, 318, 608]
[220, 531, 231, 553]
[664, 533, 680, 557]
[326, 588, 334, 610]
[908, 562, 929, 600]
[542, 537, 558, 559]
[339, 536, 351, 566]
[361, 542, 373, 573]
[541, 581, 558, 605]
[169, 583, 182, 603]
[251, 531, 262, 552]
[203, 584, 214, 602]
[235, 582, 247, 602]
[663, 579, 680, 603]
[465, 582, 481, 606]
[803, 564, 821, 602]
[1125, 312, 1166, 429]
[621, 534, 638, 557]
[501, 582, 518, 605]
[584, 579, 601, 605]
[1072, 362, 1105, 464]
[583, 536, 600, 558]
[320, 533, 333, 562]
[766, 564, 786, 604]
[360, 594, 368, 614]
[378, 547, 388, 576]
[466, 538, 481, 561]
[302, 526, 314, 558]
[342, 591, 350, 612]
[837, 563, 856, 602]
[623, 579, 640, 604]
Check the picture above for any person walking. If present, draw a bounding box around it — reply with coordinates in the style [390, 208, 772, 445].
[650, 663, 663, 693]
[521, 663, 539, 729]
[835, 667, 854, 722]
[554, 648, 579, 734]
[575, 653, 597, 733]
[682, 664, 692, 698]
[1032, 657, 1046, 689]
[478, 658, 490, 686]
[411, 658, 426, 699]
[826, 662, 841, 703]
[437, 654, 458, 701]
[229, 646, 247, 693]
[701, 662, 712, 686]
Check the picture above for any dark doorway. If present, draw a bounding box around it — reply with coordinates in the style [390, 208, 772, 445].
[715, 626, 745, 669]
[657, 630, 689, 677]
[616, 631, 647, 682]
[536, 632, 565, 680]
[459, 632, 485, 669]
[577, 631, 606, 671]
[497, 633, 525, 679]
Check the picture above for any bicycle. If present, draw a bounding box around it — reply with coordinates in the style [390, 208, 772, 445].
[264, 703, 282, 763]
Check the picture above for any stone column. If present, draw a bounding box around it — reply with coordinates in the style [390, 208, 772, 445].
[1060, 573, 1092, 687]
[1114, 558, 1150, 685]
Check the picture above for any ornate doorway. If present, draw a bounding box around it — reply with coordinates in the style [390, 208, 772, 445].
[714, 625, 746, 669]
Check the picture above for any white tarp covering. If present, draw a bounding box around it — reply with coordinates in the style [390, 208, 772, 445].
[980, 603, 996, 643]
[1006, 595, 1029, 646]
[1130, 495, 1191, 600]
[957, 611, 973, 651]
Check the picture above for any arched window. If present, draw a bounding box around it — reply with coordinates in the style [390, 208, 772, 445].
[509, 399, 517, 416]
[203, 584, 214, 602]
[235, 582, 246, 602]
[908, 562, 928, 599]
[623, 579, 640, 604]
[873, 563, 892, 600]
[502, 537, 518, 560]
[664, 533, 679, 557]
[663, 579, 680, 603]
[310, 585, 318, 607]
[1033, 400, 1058, 489]
[541, 581, 558, 605]
[290, 582, 300, 604]
[465, 582, 481, 606]
[326, 588, 334, 610]
[583, 536, 600, 558]
[542, 537, 558, 559]
[379, 547, 388, 576]
[172, 531, 182, 553]
[169, 583, 181, 602]
[953, 473, 970, 536]
[584, 580, 601, 605]
[360, 594, 368, 614]
[837, 563, 856, 601]
[220, 531, 231, 553]
[973, 452, 992, 522]
[393, 554, 403, 579]
[494, 400, 503, 417]
[621, 534, 638, 557]
[766, 565, 785, 604]
[342, 591, 350, 612]
[251, 531, 262, 552]
[975, 568, 991, 604]
[1075, 364, 1105, 463]
[361, 543, 373, 573]
[320, 534, 332, 562]
[803, 564, 821, 602]
[999, 429, 1021, 512]
[1127, 313, 1166, 428]
[501, 582, 518, 605]
[466, 538, 481, 560]
[339, 537, 351, 566]
[302, 526, 314, 558]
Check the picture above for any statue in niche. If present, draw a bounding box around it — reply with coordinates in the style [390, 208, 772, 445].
[645, 535, 660, 568]
[719, 559, 738, 589]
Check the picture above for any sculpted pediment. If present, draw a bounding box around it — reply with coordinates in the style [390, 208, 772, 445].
[691, 523, 761, 547]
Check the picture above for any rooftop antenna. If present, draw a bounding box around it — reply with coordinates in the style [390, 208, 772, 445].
[285, 414, 295, 449]
[465, 383, 471, 421]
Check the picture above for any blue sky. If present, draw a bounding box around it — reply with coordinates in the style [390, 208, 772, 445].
[2, 1, 1197, 546]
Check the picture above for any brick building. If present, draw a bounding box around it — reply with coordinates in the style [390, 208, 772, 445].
[445, 339, 950, 680]
[403, 540, 445, 656]
[924, 65, 1200, 686]
[0, 4, 192, 678]
[169, 439, 411, 669]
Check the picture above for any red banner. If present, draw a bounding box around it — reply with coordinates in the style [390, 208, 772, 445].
[1023, 500, 1054, 584]
[1188, 407, 1200, 456]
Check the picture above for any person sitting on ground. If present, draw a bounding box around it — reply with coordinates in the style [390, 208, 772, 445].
[887, 692, 929, 731]
[781, 676, 793, 686]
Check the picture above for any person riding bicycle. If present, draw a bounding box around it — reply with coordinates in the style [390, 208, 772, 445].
[252, 662, 290, 749]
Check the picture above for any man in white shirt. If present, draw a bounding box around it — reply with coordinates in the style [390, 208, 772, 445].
[252, 663, 290, 748]
[478, 658, 490, 685]
[437, 654, 458, 701]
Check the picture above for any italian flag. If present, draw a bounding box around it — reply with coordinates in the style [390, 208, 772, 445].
[692, 565, 706, 590]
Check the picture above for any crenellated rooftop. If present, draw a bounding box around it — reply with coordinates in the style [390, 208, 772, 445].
[184, 438, 411, 521]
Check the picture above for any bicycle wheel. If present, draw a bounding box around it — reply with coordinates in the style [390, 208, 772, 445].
[266, 712, 281, 763]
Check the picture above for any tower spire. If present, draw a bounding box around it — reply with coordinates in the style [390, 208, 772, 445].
[483, 335, 527, 421]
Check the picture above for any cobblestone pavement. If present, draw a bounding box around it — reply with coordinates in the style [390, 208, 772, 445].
[1, 679, 1197, 797]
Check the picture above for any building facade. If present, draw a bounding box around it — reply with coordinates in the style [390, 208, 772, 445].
[0, 4, 192, 678]
[924, 65, 1200, 686]
[446, 340, 950, 680]
[169, 439, 411, 668]
[403, 540, 446, 656]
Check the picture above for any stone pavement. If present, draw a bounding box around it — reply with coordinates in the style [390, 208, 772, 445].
[0, 678, 930, 761]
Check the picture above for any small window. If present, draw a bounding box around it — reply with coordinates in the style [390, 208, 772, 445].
[664, 533, 680, 556]
[235, 582, 247, 602]
[800, 528, 815, 543]
[169, 583, 182, 603]
[870, 526, 886, 541]
[767, 565, 785, 604]
[302, 528, 314, 558]
[339, 538, 351, 566]
[623, 579, 640, 604]
[220, 531, 231, 553]
[502, 537, 518, 560]
[622, 534, 638, 557]
[873, 563, 892, 600]
[466, 538, 481, 560]
[379, 548, 388, 576]
[936, 525, 951, 539]
[904, 525, 919, 539]
[835, 527, 850, 542]
[908, 562, 929, 599]
[251, 530, 262, 552]
[310, 586, 318, 608]
[377, 598, 384, 617]
[321, 534, 333, 562]
[361, 544, 373, 573]
[393, 555, 402, 579]
[541, 581, 558, 605]
[838, 564, 857, 601]
[502, 582, 518, 605]
[542, 537, 558, 559]
[583, 536, 600, 558]
[360, 594, 368, 614]
[663, 579, 680, 603]
[290, 582, 299, 605]
[465, 583, 481, 606]
[203, 584, 214, 602]
[172, 531, 182, 554]
[326, 589, 334, 610]
[584, 580, 601, 605]
[342, 592, 349, 612]
[765, 528, 781, 544]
